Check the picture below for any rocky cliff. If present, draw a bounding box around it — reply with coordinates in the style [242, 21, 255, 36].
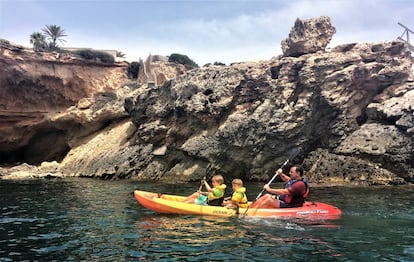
[1, 17, 413, 185]
[0, 44, 129, 164]
[122, 16, 413, 185]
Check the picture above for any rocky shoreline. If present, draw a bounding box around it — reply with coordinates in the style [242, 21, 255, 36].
[1, 16, 413, 185]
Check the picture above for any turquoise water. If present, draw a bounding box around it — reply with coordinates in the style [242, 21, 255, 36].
[0, 178, 413, 261]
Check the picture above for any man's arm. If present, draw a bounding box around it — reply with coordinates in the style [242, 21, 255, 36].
[263, 184, 289, 195]
[276, 168, 290, 182]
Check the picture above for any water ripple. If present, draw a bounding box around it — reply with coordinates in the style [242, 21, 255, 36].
[0, 217, 37, 224]
[0, 179, 413, 261]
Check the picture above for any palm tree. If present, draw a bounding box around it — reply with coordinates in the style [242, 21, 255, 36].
[42, 25, 67, 49]
[30, 32, 47, 51]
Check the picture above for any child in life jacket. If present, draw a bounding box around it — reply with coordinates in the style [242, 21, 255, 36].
[182, 175, 227, 206]
[223, 179, 248, 208]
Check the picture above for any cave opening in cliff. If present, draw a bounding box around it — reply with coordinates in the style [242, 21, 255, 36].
[0, 129, 70, 165]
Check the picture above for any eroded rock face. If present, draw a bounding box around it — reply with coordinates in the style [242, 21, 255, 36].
[50, 34, 412, 185]
[1, 17, 413, 186]
[0, 45, 186, 178]
[0, 45, 128, 164]
[123, 40, 413, 185]
[281, 16, 336, 57]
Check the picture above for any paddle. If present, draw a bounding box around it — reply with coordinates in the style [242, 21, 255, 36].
[241, 147, 302, 217]
[195, 176, 207, 205]
[197, 176, 206, 192]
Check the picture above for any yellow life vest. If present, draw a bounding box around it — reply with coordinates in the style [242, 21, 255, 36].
[207, 184, 226, 201]
[231, 187, 248, 208]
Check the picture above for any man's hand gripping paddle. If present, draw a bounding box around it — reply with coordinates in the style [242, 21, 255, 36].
[241, 147, 302, 217]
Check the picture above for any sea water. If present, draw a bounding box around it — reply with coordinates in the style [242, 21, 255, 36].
[0, 178, 413, 261]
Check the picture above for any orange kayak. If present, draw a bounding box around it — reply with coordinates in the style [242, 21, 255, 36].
[134, 190, 342, 219]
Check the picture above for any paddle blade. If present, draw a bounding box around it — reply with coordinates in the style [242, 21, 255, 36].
[287, 147, 302, 162]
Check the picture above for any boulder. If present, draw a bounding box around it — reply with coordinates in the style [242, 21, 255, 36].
[281, 16, 336, 57]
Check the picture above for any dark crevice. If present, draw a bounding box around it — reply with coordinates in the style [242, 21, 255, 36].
[356, 108, 368, 126]
[0, 129, 70, 165]
[304, 88, 341, 149]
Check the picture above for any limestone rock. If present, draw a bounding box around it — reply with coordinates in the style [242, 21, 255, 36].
[0, 44, 128, 163]
[58, 120, 138, 179]
[124, 39, 413, 185]
[0, 162, 64, 179]
[303, 149, 406, 185]
[2, 17, 413, 186]
[281, 16, 336, 57]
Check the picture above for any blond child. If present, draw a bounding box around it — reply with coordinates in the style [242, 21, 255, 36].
[223, 179, 248, 208]
[183, 175, 227, 206]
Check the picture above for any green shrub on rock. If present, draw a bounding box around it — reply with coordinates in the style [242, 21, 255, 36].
[168, 53, 198, 68]
[73, 49, 115, 63]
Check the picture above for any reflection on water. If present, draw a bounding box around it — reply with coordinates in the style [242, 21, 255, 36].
[134, 215, 248, 260]
[136, 215, 234, 243]
[131, 212, 344, 261]
[0, 178, 413, 261]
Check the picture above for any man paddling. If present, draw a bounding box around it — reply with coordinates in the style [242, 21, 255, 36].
[249, 165, 309, 208]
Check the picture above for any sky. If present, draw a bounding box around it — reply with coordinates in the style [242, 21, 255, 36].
[0, 0, 413, 65]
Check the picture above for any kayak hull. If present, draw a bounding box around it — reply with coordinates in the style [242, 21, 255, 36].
[134, 190, 342, 219]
